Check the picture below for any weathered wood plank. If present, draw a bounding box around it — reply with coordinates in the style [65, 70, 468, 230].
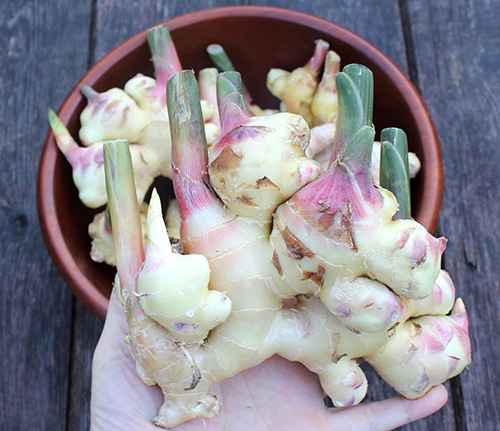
[404, 1, 500, 430]
[0, 1, 92, 430]
[66, 305, 103, 431]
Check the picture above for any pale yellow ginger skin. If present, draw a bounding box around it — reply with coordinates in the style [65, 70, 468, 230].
[137, 191, 232, 343]
[404, 269, 456, 317]
[306, 122, 337, 170]
[50, 113, 161, 208]
[171, 199, 374, 413]
[79, 88, 151, 145]
[266, 40, 329, 125]
[353, 192, 444, 299]
[50, 78, 218, 209]
[81, 76, 215, 146]
[136, 121, 172, 178]
[164, 196, 466, 417]
[268, 192, 467, 406]
[72, 142, 107, 208]
[79, 77, 217, 151]
[311, 50, 341, 126]
[248, 105, 279, 116]
[408, 152, 422, 177]
[209, 112, 321, 223]
[117, 175, 466, 427]
[88, 210, 114, 265]
[125, 299, 221, 425]
[366, 298, 470, 399]
[204, 123, 221, 158]
[267, 67, 316, 124]
[104, 141, 226, 426]
[271, 189, 444, 304]
[262, 161, 467, 408]
[124, 74, 167, 116]
[47, 111, 108, 207]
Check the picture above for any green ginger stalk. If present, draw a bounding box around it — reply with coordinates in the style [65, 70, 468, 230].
[379, 127, 412, 219]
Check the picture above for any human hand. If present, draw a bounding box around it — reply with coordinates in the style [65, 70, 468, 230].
[91, 288, 448, 431]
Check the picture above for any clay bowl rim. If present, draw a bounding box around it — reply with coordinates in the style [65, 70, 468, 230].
[37, 5, 444, 318]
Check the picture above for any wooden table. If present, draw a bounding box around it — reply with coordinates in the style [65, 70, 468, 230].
[1, 1, 498, 429]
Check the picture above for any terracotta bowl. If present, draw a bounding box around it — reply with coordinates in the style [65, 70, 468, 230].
[37, 6, 443, 318]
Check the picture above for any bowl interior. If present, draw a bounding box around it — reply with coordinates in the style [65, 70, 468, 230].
[43, 11, 440, 315]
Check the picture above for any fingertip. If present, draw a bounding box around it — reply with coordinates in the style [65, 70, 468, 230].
[327, 385, 450, 431]
[408, 385, 448, 421]
[431, 384, 449, 405]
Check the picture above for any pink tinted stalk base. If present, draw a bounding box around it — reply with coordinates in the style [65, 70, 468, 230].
[305, 39, 330, 76]
[147, 25, 182, 105]
[217, 72, 251, 137]
[48, 109, 104, 170]
[168, 70, 219, 218]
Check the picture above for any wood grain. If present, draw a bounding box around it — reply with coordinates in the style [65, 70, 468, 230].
[404, 1, 500, 429]
[3, 1, 490, 430]
[0, 1, 92, 430]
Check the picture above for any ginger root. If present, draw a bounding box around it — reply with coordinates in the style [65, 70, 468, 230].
[49, 25, 218, 210]
[310, 50, 341, 126]
[209, 72, 320, 223]
[102, 69, 470, 428]
[137, 190, 231, 342]
[267, 39, 330, 125]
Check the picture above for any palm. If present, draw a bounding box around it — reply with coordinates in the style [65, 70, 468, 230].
[91, 290, 447, 431]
